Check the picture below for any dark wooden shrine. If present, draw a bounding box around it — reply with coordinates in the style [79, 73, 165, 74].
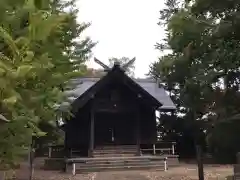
[59, 59, 175, 158]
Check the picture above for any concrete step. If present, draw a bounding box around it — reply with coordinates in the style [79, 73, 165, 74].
[79, 157, 153, 163]
[93, 154, 136, 158]
[85, 159, 151, 164]
[74, 164, 166, 173]
[67, 155, 172, 162]
[75, 160, 167, 168]
[93, 153, 136, 156]
[44, 155, 179, 172]
[93, 149, 136, 154]
[93, 149, 137, 158]
[69, 157, 180, 173]
[85, 158, 151, 164]
[70, 156, 178, 165]
[93, 146, 137, 158]
[94, 152, 137, 155]
[95, 145, 137, 150]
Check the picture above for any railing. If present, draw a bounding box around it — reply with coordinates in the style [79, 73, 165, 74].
[140, 142, 176, 155]
[47, 145, 84, 158]
[48, 145, 64, 158]
[46, 142, 176, 158]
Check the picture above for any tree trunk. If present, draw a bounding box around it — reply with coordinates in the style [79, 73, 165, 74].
[28, 137, 34, 180]
[196, 144, 204, 180]
[192, 110, 204, 180]
[0, 172, 4, 180]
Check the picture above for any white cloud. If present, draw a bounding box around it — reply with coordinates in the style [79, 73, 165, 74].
[76, 0, 166, 78]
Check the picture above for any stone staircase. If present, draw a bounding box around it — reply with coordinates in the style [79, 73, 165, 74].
[93, 145, 137, 157]
[44, 145, 179, 173]
[65, 145, 179, 173]
[67, 156, 174, 173]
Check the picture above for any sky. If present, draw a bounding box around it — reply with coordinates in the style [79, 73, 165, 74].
[76, 0, 166, 78]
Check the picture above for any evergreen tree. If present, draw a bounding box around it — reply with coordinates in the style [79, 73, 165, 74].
[0, 0, 95, 168]
[150, 0, 240, 164]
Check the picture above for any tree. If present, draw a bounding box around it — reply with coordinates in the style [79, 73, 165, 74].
[150, 0, 218, 179]
[0, 0, 95, 169]
[150, 0, 240, 165]
[83, 67, 106, 78]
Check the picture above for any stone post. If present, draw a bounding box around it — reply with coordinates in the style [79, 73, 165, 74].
[172, 143, 175, 155]
[234, 152, 240, 180]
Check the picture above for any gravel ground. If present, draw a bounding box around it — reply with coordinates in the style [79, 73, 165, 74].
[140, 164, 233, 180]
[1, 162, 233, 180]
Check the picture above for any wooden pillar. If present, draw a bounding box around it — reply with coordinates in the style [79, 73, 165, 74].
[48, 146, 52, 158]
[62, 129, 68, 172]
[88, 106, 95, 157]
[136, 109, 141, 156]
[63, 143, 68, 172]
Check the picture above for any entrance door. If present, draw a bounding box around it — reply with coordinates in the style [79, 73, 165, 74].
[94, 112, 116, 146]
[114, 112, 136, 145]
[94, 112, 136, 146]
[103, 119, 115, 145]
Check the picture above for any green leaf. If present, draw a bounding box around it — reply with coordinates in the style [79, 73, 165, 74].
[0, 26, 21, 62]
[16, 65, 33, 77]
[23, 51, 34, 62]
[0, 68, 6, 76]
[36, 131, 47, 137]
[3, 96, 18, 105]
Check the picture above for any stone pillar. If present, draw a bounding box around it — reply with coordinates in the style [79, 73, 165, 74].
[153, 144, 156, 155]
[172, 143, 175, 155]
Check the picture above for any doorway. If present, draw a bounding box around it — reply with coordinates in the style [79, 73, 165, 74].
[94, 112, 136, 146]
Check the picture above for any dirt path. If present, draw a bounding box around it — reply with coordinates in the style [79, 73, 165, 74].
[96, 171, 148, 180]
[2, 163, 233, 180]
[91, 165, 233, 180]
[140, 164, 233, 180]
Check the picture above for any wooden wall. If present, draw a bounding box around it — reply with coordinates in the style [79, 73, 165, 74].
[64, 80, 158, 156]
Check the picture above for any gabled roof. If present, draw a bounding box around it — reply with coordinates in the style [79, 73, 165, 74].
[70, 66, 163, 112]
[61, 67, 176, 111]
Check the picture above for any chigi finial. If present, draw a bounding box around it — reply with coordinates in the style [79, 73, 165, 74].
[94, 57, 110, 72]
[121, 57, 135, 71]
[94, 57, 136, 72]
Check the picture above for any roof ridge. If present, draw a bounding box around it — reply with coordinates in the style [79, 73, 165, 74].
[71, 77, 157, 83]
[133, 78, 156, 83]
[71, 77, 100, 82]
